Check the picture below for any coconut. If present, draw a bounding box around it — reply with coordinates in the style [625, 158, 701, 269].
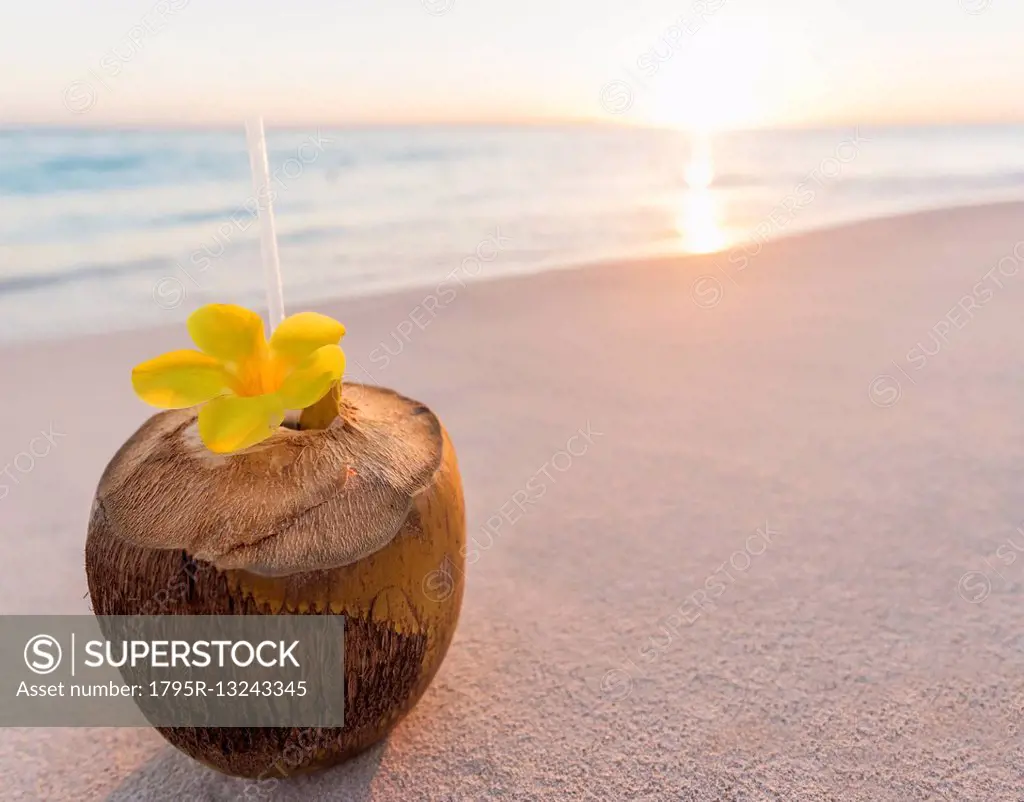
[85, 383, 465, 779]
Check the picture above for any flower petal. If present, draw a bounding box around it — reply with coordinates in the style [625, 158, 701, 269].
[269, 312, 346, 367]
[131, 350, 229, 409]
[187, 304, 266, 363]
[277, 345, 346, 410]
[197, 394, 285, 454]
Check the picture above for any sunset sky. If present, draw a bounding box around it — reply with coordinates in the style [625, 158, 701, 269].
[3, 0, 1022, 129]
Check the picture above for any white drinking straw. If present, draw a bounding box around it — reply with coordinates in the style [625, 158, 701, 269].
[245, 117, 286, 330]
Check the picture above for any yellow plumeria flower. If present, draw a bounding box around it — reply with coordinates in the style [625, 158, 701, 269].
[131, 304, 346, 454]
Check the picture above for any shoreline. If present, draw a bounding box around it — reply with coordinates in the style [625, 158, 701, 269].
[3, 197, 1024, 353]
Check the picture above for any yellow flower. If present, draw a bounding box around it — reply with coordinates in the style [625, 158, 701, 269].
[131, 304, 346, 454]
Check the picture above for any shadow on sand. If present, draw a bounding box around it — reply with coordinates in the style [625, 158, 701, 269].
[106, 739, 389, 801]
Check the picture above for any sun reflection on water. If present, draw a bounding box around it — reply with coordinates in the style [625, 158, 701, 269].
[676, 138, 726, 254]
[679, 188, 725, 254]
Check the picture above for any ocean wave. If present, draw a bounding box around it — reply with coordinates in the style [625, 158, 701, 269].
[694, 170, 1024, 193]
[280, 226, 342, 245]
[836, 171, 1024, 192]
[380, 147, 460, 164]
[0, 258, 167, 296]
[149, 207, 252, 228]
[0, 154, 153, 195]
[702, 172, 767, 189]
[40, 153, 148, 175]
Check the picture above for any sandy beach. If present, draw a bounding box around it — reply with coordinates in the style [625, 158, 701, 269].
[2, 202, 1024, 800]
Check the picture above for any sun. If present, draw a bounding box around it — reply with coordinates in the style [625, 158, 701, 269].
[647, 30, 766, 131]
[641, 22, 814, 132]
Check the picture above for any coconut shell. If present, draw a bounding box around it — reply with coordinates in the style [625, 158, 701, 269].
[85, 384, 466, 778]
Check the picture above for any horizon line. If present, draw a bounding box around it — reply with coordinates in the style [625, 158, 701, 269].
[2, 118, 1023, 134]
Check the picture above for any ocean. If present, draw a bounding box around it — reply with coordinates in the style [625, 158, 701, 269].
[2, 124, 1024, 343]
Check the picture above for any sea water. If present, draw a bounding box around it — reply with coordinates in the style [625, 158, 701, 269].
[2, 124, 1024, 343]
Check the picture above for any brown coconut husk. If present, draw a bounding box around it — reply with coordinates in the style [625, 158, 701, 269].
[93, 383, 445, 576]
[85, 383, 466, 778]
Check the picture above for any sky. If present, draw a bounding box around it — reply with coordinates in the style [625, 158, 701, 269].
[2, 0, 1023, 129]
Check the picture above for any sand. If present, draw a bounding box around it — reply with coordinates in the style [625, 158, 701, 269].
[2, 203, 1024, 800]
